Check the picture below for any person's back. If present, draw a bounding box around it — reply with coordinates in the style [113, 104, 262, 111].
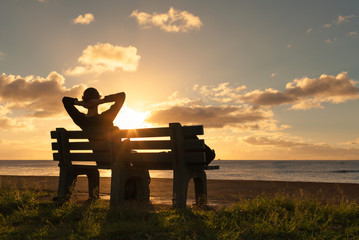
[63, 87, 126, 165]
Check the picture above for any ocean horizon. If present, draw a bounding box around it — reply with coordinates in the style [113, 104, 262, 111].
[0, 160, 358, 184]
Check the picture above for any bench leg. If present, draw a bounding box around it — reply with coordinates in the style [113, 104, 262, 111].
[193, 170, 207, 206]
[110, 167, 125, 207]
[110, 167, 151, 207]
[57, 167, 77, 203]
[86, 169, 100, 199]
[173, 172, 190, 209]
[130, 168, 150, 202]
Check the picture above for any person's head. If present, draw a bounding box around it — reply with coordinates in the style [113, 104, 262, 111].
[82, 87, 100, 102]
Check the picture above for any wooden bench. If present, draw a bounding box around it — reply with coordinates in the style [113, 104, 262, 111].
[51, 122, 219, 208]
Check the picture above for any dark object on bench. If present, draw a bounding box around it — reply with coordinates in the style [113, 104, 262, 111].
[51, 122, 219, 208]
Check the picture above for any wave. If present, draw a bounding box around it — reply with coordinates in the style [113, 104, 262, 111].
[331, 170, 359, 173]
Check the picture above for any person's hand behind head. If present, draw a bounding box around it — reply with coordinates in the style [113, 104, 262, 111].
[82, 99, 101, 109]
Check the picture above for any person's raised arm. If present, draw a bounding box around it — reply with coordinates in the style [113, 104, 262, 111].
[102, 92, 126, 120]
[62, 97, 85, 125]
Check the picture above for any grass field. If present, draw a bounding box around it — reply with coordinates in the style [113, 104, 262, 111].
[0, 188, 359, 239]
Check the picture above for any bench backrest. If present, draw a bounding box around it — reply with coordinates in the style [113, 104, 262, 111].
[51, 123, 207, 170]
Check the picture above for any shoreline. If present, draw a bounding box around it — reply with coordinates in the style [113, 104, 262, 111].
[1, 175, 358, 205]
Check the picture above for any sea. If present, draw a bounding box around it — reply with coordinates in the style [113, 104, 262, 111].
[0, 160, 359, 184]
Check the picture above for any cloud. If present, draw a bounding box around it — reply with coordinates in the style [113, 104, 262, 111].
[243, 88, 298, 106]
[324, 38, 336, 45]
[146, 90, 287, 130]
[196, 82, 246, 104]
[147, 72, 358, 130]
[131, 7, 202, 33]
[147, 105, 271, 128]
[271, 72, 278, 78]
[0, 51, 7, 60]
[0, 72, 85, 120]
[243, 136, 306, 148]
[243, 136, 359, 160]
[0, 106, 24, 129]
[341, 138, 359, 145]
[65, 43, 141, 75]
[191, 73, 358, 111]
[0, 116, 27, 129]
[335, 15, 356, 25]
[242, 72, 359, 109]
[151, 91, 201, 109]
[73, 13, 95, 25]
[348, 31, 358, 38]
[323, 14, 356, 28]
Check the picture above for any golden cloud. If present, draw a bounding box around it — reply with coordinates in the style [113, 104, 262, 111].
[0, 51, 7, 60]
[242, 72, 359, 109]
[147, 105, 270, 128]
[243, 136, 359, 160]
[65, 43, 141, 75]
[131, 7, 202, 33]
[0, 117, 26, 129]
[73, 13, 95, 25]
[145, 90, 281, 130]
[0, 72, 85, 120]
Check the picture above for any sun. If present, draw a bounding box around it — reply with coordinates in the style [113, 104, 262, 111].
[113, 105, 151, 129]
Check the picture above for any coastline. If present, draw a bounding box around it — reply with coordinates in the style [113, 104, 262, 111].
[1, 175, 358, 205]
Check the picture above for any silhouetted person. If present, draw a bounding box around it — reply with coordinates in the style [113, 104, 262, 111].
[63, 88, 149, 200]
[63, 87, 125, 134]
[187, 135, 216, 165]
[62, 87, 125, 166]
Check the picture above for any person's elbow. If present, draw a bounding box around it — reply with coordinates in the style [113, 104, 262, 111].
[62, 97, 68, 104]
[114, 92, 125, 102]
[121, 92, 126, 101]
[62, 96, 75, 105]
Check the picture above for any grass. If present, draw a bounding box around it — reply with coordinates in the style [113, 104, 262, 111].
[0, 188, 359, 239]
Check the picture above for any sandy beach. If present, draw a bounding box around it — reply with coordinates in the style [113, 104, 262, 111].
[1, 175, 358, 206]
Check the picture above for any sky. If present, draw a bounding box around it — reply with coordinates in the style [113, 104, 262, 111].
[1, 0, 359, 160]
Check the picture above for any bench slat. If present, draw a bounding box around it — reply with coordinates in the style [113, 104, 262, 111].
[51, 141, 198, 151]
[129, 140, 172, 149]
[51, 130, 88, 139]
[53, 149, 206, 164]
[128, 152, 173, 169]
[71, 164, 112, 170]
[184, 139, 205, 150]
[53, 152, 112, 161]
[185, 152, 206, 164]
[121, 125, 203, 138]
[183, 125, 204, 136]
[51, 142, 58, 150]
[52, 139, 204, 151]
[51, 125, 204, 140]
[50, 131, 58, 139]
[118, 128, 171, 138]
[74, 141, 109, 151]
[53, 153, 59, 161]
[128, 139, 204, 150]
[52, 127, 173, 139]
[52, 141, 109, 151]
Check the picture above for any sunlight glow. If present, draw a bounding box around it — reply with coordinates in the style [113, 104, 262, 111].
[113, 105, 152, 129]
